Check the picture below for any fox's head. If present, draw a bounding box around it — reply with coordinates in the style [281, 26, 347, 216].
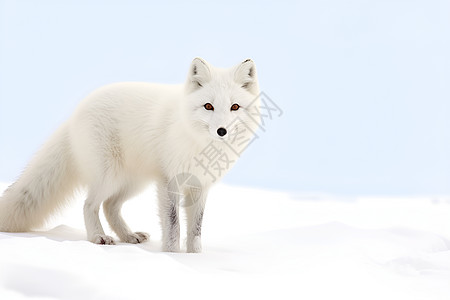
[182, 58, 261, 144]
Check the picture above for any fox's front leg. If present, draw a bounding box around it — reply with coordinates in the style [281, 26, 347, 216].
[157, 180, 180, 252]
[185, 188, 208, 253]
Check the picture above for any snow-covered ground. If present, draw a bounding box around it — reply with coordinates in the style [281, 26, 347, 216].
[1, 182, 450, 300]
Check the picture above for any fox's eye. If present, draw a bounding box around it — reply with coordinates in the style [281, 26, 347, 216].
[230, 103, 240, 111]
[204, 103, 214, 111]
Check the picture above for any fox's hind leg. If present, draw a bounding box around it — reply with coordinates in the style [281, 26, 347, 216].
[103, 188, 149, 244]
[84, 184, 118, 245]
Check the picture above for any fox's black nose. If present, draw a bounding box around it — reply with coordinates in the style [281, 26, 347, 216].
[217, 127, 227, 137]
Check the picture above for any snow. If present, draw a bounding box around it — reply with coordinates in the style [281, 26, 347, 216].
[1, 182, 450, 300]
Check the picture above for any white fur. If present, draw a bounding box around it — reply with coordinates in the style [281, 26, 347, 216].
[0, 58, 260, 252]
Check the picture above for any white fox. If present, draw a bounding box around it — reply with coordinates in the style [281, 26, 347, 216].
[0, 58, 260, 252]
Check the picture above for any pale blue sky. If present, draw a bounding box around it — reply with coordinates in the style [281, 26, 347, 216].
[0, 0, 449, 195]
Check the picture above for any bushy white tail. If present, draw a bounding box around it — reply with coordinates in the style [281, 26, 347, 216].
[0, 124, 79, 232]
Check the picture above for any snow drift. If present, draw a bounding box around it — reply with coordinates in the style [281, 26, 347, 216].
[0, 183, 449, 300]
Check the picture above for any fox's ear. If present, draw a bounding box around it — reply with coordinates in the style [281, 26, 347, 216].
[234, 59, 258, 94]
[186, 57, 211, 92]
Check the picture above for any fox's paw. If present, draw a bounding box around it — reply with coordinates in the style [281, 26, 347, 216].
[162, 239, 180, 253]
[122, 232, 150, 244]
[187, 236, 202, 253]
[92, 234, 116, 245]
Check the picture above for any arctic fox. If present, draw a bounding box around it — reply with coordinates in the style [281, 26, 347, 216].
[0, 58, 260, 252]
